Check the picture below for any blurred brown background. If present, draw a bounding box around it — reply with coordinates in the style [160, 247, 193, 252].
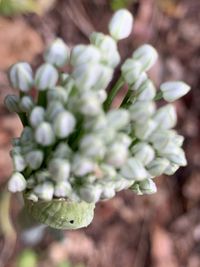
[0, 0, 200, 267]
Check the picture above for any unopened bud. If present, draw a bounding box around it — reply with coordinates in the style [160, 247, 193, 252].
[131, 179, 157, 195]
[54, 181, 72, 197]
[8, 173, 26, 192]
[79, 91, 101, 116]
[109, 9, 133, 40]
[35, 63, 58, 91]
[79, 185, 101, 203]
[131, 142, 155, 166]
[72, 156, 94, 176]
[137, 79, 156, 101]
[44, 38, 69, 67]
[35, 122, 55, 146]
[71, 44, 101, 66]
[106, 143, 128, 167]
[132, 44, 158, 71]
[53, 111, 76, 138]
[121, 59, 142, 85]
[9, 62, 33, 92]
[80, 134, 105, 159]
[120, 157, 148, 181]
[160, 81, 191, 102]
[19, 96, 34, 113]
[106, 109, 130, 130]
[129, 101, 156, 122]
[48, 158, 70, 181]
[147, 158, 170, 176]
[34, 182, 54, 201]
[12, 153, 26, 172]
[134, 119, 157, 140]
[25, 150, 44, 170]
[4, 95, 20, 112]
[153, 104, 177, 129]
[29, 106, 45, 128]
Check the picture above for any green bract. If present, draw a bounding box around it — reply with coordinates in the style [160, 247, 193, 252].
[6, 9, 191, 229]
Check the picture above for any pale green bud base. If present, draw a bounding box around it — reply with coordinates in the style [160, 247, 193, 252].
[24, 194, 95, 230]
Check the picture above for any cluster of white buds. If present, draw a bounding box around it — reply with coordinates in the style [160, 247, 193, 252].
[6, 9, 190, 204]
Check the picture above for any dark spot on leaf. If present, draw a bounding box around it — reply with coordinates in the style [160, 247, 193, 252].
[70, 220, 74, 224]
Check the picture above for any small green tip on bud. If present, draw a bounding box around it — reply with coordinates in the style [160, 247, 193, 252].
[131, 179, 157, 195]
[44, 38, 69, 67]
[8, 172, 27, 193]
[35, 63, 59, 91]
[9, 62, 33, 92]
[109, 9, 133, 40]
[160, 81, 191, 102]
[132, 44, 158, 71]
[4, 95, 21, 113]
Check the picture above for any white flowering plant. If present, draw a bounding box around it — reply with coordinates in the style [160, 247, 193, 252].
[5, 9, 191, 229]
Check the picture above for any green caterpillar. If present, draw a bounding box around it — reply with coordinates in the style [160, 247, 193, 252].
[24, 196, 95, 230]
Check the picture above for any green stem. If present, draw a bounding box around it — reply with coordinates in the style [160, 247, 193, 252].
[120, 90, 132, 108]
[104, 76, 124, 111]
[37, 91, 47, 107]
[18, 112, 28, 126]
[154, 91, 163, 101]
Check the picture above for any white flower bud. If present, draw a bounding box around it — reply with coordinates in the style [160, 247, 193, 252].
[106, 109, 130, 130]
[72, 63, 101, 90]
[44, 38, 69, 67]
[25, 150, 44, 170]
[54, 181, 72, 197]
[121, 59, 142, 85]
[96, 127, 116, 144]
[53, 143, 72, 159]
[90, 32, 120, 67]
[153, 104, 177, 129]
[79, 185, 102, 203]
[131, 142, 155, 166]
[8, 173, 26, 193]
[79, 91, 101, 116]
[114, 175, 134, 191]
[47, 86, 69, 104]
[100, 164, 117, 179]
[26, 192, 38, 202]
[164, 163, 179, 175]
[20, 127, 34, 144]
[19, 96, 34, 113]
[46, 101, 64, 121]
[131, 72, 147, 91]
[9, 62, 33, 92]
[120, 157, 148, 181]
[132, 44, 158, 71]
[12, 153, 26, 172]
[35, 170, 50, 183]
[150, 130, 184, 151]
[29, 106, 45, 128]
[108, 9, 133, 40]
[115, 133, 132, 148]
[35, 122, 55, 146]
[48, 158, 70, 181]
[101, 187, 115, 199]
[35, 63, 58, 91]
[53, 111, 76, 138]
[72, 156, 94, 176]
[93, 65, 113, 90]
[137, 79, 156, 101]
[131, 179, 157, 195]
[96, 90, 107, 103]
[106, 143, 128, 168]
[4, 95, 20, 113]
[80, 134, 105, 159]
[34, 182, 54, 201]
[160, 81, 191, 102]
[146, 158, 170, 176]
[158, 145, 187, 166]
[129, 101, 156, 122]
[71, 44, 101, 66]
[26, 176, 36, 189]
[134, 119, 157, 140]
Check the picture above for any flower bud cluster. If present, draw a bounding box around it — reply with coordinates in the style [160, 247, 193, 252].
[6, 9, 190, 204]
